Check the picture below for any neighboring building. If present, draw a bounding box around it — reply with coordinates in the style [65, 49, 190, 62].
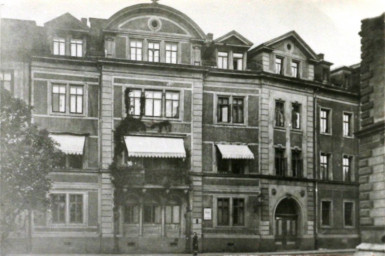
[1, 1, 371, 253]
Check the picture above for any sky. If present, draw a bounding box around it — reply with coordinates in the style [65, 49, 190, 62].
[1, 0, 384, 67]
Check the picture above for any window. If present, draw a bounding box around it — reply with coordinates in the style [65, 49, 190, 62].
[232, 198, 244, 226]
[69, 194, 83, 223]
[59, 154, 83, 169]
[343, 156, 353, 182]
[321, 201, 331, 226]
[70, 39, 83, 57]
[166, 43, 178, 64]
[343, 113, 353, 137]
[145, 90, 162, 117]
[291, 61, 299, 78]
[51, 194, 66, 224]
[217, 96, 244, 124]
[143, 203, 161, 224]
[69, 85, 83, 114]
[218, 97, 230, 123]
[52, 84, 66, 113]
[0, 70, 13, 92]
[124, 205, 139, 224]
[217, 198, 229, 226]
[275, 57, 283, 74]
[148, 42, 160, 62]
[320, 153, 330, 180]
[217, 52, 228, 69]
[322, 68, 329, 82]
[320, 109, 330, 134]
[165, 91, 179, 118]
[233, 53, 243, 71]
[292, 150, 302, 178]
[275, 101, 285, 127]
[130, 40, 143, 61]
[217, 157, 247, 174]
[128, 89, 142, 116]
[50, 193, 84, 224]
[165, 204, 180, 224]
[291, 103, 301, 129]
[275, 148, 286, 176]
[344, 202, 354, 227]
[53, 37, 65, 56]
[232, 98, 244, 123]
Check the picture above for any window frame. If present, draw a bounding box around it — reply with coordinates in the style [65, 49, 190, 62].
[275, 147, 286, 176]
[69, 85, 84, 114]
[144, 90, 163, 117]
[0, 70, 14, 93]
[53, 37, 66, 56]
[165, 204, 180, 224]
[217, 51, 228, 69]
[320, 200, 332, 227]
[232, 198, 245, 226]
[343, 200, 355, 228]
[70, 39, 83, 57]
[165, 42, 178, 64]
[291, 60, 300, 78]
[320, 108, 331, 134]
[148, 41, 160, 63]
[124, 204, 140, 224]
[130, 39, 143, 61]
[52, 84, 67, 113]
[342, 155, 353, 182]
[216, 95, 245, 125]
[217, 198, 230, 226]
[233, 53, 244, 71]
[215, 196, 246, 227]
[320, 152, 332, 181]
[275, 100, 285, 128]
[291, 103, 301, 130]
[291, 149, 302, 178]
[49, 192, 86, 226]
[50, 82, 86, 116]
[275, 56, 284, 75]
[343, 112, 353, 138]
[165, 91, 180, 118]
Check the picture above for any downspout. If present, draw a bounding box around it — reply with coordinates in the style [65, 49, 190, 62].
[97, 62, 103, 253]
[313, 88, 318, 249]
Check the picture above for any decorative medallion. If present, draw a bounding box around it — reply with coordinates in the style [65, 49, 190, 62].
[148, 17, 162, 32]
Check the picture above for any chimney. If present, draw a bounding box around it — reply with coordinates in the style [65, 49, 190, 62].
[206, 33, 213, 41]
[317, 53, 324, 60]
[81, 18, 88, 27]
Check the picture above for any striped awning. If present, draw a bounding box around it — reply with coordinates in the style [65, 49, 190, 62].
[49, 134, 85, 155]
[124, 136, 186, 158]
[217, 144, 254, 159]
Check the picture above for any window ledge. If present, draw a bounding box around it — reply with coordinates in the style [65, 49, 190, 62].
[320, 132, 332, 136]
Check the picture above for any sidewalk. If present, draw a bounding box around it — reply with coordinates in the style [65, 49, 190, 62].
[10, 248, 356, 256]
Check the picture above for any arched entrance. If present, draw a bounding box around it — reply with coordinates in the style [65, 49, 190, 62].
[274, 198, 300, 250]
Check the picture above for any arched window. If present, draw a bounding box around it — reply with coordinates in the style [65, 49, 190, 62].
[124, 196, 139, 224]
[143, 198, 161, 224]
[165, 198, 181, 224]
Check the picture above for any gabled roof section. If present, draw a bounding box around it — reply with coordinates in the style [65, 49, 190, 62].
[44, 13, 89, 32]
[214, 30, 253, 47]
[249, 30, 318, 60]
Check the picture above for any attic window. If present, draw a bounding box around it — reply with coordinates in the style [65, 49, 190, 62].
[287, 44, 292, 51]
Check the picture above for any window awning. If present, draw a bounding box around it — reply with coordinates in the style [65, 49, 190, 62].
[49, 134, 85, 155]
[217, 144, 254, 160]
[124, 136, 186, 158]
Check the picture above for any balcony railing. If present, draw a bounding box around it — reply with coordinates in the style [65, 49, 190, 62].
[121, 167, 188, 187]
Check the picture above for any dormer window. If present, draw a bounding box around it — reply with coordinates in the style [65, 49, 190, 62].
[275, 57, 283, 75]
[130, 40, 143, 61]
[217, 52, 228, 69]
[233, 53, 243, 71]
[291, 61, 299, 78]
[322, 68, 329, 82]
[70, 39, 83, 57]
[166, 43, 178, 64]
[53, 37, 65, 56]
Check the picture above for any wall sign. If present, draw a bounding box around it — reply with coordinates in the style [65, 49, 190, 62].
[203, 208, 212, 220]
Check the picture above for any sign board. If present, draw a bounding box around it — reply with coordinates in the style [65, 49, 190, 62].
[203, 208, 212, 220]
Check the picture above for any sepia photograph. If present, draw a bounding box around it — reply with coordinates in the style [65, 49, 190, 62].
[0, 0, 384, 255]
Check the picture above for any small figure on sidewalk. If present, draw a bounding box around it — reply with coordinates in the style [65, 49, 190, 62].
[192, 232, 198, 256]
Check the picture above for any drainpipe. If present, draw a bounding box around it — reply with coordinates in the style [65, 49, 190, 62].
[313, 88, 318, 250]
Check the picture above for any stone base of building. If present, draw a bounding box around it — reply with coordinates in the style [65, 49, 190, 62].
[317, 237, 360, 249]
[354, 243, 385, 256]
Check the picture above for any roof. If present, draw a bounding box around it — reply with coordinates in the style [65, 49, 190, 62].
[249, 30, 319, 60]
[214, 30, 253, 47]
[44, 12, 89, 32]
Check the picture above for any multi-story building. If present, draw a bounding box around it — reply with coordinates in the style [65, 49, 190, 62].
[1, 1, 369, 253]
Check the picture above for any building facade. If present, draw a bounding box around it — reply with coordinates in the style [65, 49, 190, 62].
[0, 1, 368, 253]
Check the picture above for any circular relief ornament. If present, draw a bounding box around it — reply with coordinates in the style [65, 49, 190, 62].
[148, 17, 162, 32]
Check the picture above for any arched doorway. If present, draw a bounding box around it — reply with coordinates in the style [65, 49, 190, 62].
[274, 198, 300, 250]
